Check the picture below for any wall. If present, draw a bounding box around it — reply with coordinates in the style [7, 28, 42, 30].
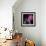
[0, 0, 17, 39]
[13, 0, 41, 46]
[0, 0, 16, 30]
[0, 0, 46, 46]
[41, 0, 46, 46]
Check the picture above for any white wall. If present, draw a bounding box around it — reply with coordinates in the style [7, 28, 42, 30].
[13, 0, 41, 46]
[41, 0, 46, 46]
[0, 0, 46, 46]
[0, 0, 16, 30]
[13, 0, 46, 46]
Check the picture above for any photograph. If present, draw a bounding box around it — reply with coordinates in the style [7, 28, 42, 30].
[21, 12, 36, 27]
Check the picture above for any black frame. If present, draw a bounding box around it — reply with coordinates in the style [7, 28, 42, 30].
[21, 12, 36, 27]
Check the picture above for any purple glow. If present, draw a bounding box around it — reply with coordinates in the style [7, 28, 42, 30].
[28, 15, 33, 22]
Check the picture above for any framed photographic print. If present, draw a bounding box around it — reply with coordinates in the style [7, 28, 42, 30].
[21, 12, 36, 27]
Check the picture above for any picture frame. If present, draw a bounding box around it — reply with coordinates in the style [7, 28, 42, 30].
[21, 12, 36, 27]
